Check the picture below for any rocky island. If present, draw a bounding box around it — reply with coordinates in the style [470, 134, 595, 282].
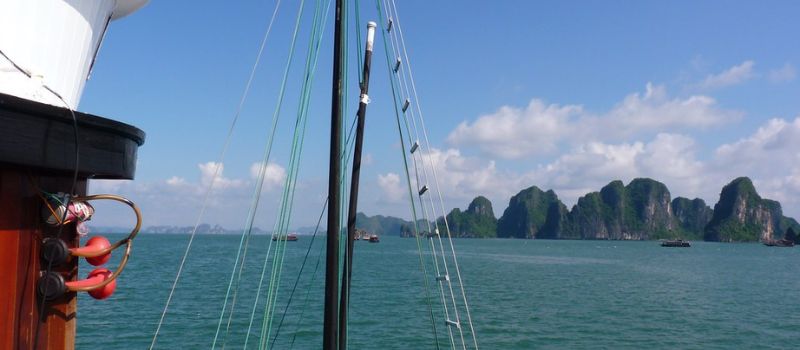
[357, 176, 800, 243]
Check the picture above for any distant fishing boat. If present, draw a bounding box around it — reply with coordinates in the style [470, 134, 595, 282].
[272, 233, 299, 242]
[354, 229, 367, 241]
[763, 239, 794, 247]
[661, 239, 691, 247]
[368, 235, 380, 243]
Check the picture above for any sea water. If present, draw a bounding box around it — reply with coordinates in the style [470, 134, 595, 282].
[77, 234, 800, 349]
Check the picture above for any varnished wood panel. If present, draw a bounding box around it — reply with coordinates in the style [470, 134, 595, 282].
[0, 170, 85, 350]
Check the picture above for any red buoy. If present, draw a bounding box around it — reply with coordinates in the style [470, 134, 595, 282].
[71, 236, 111, 266]
[87, 268, 116, 300]
[87, 268, 117, 300]
[64, 267, 117, 299]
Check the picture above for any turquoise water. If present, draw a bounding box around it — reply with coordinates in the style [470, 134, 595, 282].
[77, 235, 800, 349]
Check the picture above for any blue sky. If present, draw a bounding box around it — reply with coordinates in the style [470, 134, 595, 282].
[82, 1, 800, 229]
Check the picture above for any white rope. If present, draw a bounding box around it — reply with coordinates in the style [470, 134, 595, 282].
[381, 1, 463, 348]
[149, 1, 283, 348]
[388, 0, 479, 348]
[384, 7, 468, 347]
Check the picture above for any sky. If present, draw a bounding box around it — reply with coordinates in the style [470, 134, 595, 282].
[80, 0, 800, 230]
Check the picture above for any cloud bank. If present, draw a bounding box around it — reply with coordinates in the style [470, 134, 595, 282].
[447, 83, 740, 159]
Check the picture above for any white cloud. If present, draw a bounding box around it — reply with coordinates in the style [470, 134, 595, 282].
[543, 142, 644, 183]
[197, 162, 246, 190]
[377, 172, 405, 203]
[515, 133, 709, 206]
[714, 117, 800, 174]
[86, 161, 293, 227]
[639, 133, 704, 180]
[447, 99, 582, 158]
[447, 83, 738, 159]
[419, 132, 712, 210]
[249, 162, 287, 191]
[768, 63, 796, 83]
[606, 83, 736, 132]
[375, 148, 525, 218]
[89, 179, 126, 193]
[698, 60, 756, 89]
[84, 114, 800, 229]
[710, 116, 800, 213]
[166, 176, 187, 186]
[417, 147, 516, 200]
[362, 153, 374, 166]
[496, 117, 800, 215]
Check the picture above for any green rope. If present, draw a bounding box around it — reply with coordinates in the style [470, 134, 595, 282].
[289, 224, 327, 349]
[209, 0, 307, 347]
[375, 1, 441, 348]
[257, 0, 329, 346]
[243, 220, 279, 348]
[219, 225, 255, 347]
[210, 0, 308, 341]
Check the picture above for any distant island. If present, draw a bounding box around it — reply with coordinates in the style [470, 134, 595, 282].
[88, 224, 272, 235]
[359, 176, 800, 243]
[96, 176, 800, 244]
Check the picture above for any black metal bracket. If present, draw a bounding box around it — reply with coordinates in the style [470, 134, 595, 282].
[41, 238, 70, 266]
[37, 271, 66, 301]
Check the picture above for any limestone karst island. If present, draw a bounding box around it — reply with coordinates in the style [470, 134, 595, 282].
[356, 177, 800, 244]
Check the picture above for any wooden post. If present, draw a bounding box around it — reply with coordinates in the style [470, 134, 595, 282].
[0, 171, 84, 349]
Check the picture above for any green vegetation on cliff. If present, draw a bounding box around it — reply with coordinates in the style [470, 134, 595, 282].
[360, 176, 799, 242]
[671, 197, 713, 238]
[704, 177, 798, 242]
[565, 178, 679, 240]
[437, 196, 497, 238]
[496, 186, 565, 238]
[355, 212, 414, 236]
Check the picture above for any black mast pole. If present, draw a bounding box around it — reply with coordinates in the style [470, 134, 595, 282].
[324, 0, 344, 348]
[339, 21, 377, 350]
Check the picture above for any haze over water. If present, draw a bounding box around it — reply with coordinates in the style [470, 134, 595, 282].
[78, 234, 800, 349]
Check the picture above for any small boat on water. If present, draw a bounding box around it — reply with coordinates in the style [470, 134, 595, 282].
[661, 239, 691, 247]
[272, 233, 299, 241]
[368, 235, 380, 243]
[763, 239, 794, 247]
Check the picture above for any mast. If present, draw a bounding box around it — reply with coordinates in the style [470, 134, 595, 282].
[339, 21, 377, 349]
[323, 0, 345, 348]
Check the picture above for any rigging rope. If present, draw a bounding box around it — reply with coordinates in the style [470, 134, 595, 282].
[210, 0, 308, 347]
[266, 1, 329, 345]
[270, 197, 326, 347]
[378, 5, 459, 346]
[283, 116, 358, 349]
[374, 2, 442, 348]
[218, 1, 331, 348]
[387, 1, 479, 346]
[377, 0, 481, 348]
[376, 3, 462, 348]
[150, 0, 284, 347]
[258, 1, 362, 346]
[146, 0, 478, 347]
